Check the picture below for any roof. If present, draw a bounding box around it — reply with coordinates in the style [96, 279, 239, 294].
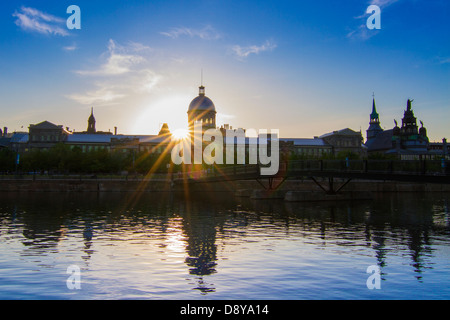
[222, 136, 331, 147]
[29, 121, 63, 130]
[280, 138, 330, 147]
[224, 136, 267, 145]
[66, 134, 170, 144]
[320, 128, 361, 138]
[10, 133, 29, 143]
[188, 86, 216, 113]
[0, 137, 10, 148]
[370, 98, 379, 120]
[188, 95, 216, 113]
[366, 129, 393, 152]
[67, 134, 113, 143]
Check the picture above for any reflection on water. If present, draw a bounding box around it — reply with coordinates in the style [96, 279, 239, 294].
[0, 190, 449, 299]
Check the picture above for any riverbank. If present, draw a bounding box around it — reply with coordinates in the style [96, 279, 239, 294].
[0, 178, 449, 196]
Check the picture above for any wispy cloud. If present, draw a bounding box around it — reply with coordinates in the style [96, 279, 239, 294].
[67, 87, 125, 105]
[370, 0, 399, 9]
[76, 39, 147, 76]
[230, 40, 277, 61]
[436, 56, 450, 64]
[346, 25, 379, 41]
[12, 6, 68, 36]
[160, 25, 221, 40]
[68, 40, 161, 105]
[63, 44, 78, 51]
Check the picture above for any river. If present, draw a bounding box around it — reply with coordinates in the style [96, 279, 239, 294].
[0, 191, 449, 300]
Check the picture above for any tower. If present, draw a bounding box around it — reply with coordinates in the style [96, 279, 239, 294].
[87, 107, 96, 134]
[392, 99, 429, 153]
[366, 96, 383, 143]
[400, 99, 418, 135]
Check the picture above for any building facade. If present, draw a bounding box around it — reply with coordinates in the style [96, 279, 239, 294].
[319, 128, 366, 158]
[365, 98, 448, 159]
[28, 121, 71, 150]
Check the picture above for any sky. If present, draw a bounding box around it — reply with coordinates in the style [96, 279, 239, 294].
[0, 0, 449, 142]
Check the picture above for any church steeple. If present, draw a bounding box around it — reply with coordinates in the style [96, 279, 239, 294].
[87, 107, 96, 134]
[370, 95, 380, 124]
[366, 94, 383, 143]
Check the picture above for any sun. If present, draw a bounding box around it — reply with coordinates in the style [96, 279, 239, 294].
[171, 127, 189, 140]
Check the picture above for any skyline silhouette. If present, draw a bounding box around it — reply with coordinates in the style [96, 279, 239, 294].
[1, 1, 449, 142]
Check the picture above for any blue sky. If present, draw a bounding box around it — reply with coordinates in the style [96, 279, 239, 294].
[0, 0, 449, 141]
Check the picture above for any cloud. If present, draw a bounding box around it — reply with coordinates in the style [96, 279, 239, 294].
[67, 87, 125, 105]
[230, 40, 277, 60]
[63, 44, 78, 51]
[12, 6, 68, 36]
[160, 25, 221, 40]
[370, 0, 399, 9]
[68, 40, 161, 105]
[76, 39, 147, 76]
[346, 25, 379, 41]
[436, 56, 450, 64]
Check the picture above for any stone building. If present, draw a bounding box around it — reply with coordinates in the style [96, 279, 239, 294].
[319, 128, 366, 158]
[28, 121, 71, 150]
[365, 97, 449, 159]
[389, 99, 429, 157]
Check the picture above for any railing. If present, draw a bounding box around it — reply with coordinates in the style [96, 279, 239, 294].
[4, 160, 446, 183]
[287, 159, 450, 176]
[178, 160, 450, 182]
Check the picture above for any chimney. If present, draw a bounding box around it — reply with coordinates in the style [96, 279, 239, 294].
[114, 127, 118, 135]
[443, 138, 448, 156]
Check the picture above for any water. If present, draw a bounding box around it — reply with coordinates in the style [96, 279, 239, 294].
[0, 190, 449, 300]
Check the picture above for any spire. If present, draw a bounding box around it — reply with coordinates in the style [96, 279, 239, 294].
[366, 94, 383, 143]
[87, 107, 96, 133]
[89, 107, 95, 120]
[370, 94, 379, 124]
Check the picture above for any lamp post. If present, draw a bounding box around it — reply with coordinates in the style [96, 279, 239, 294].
[15, 152, 20, 176]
